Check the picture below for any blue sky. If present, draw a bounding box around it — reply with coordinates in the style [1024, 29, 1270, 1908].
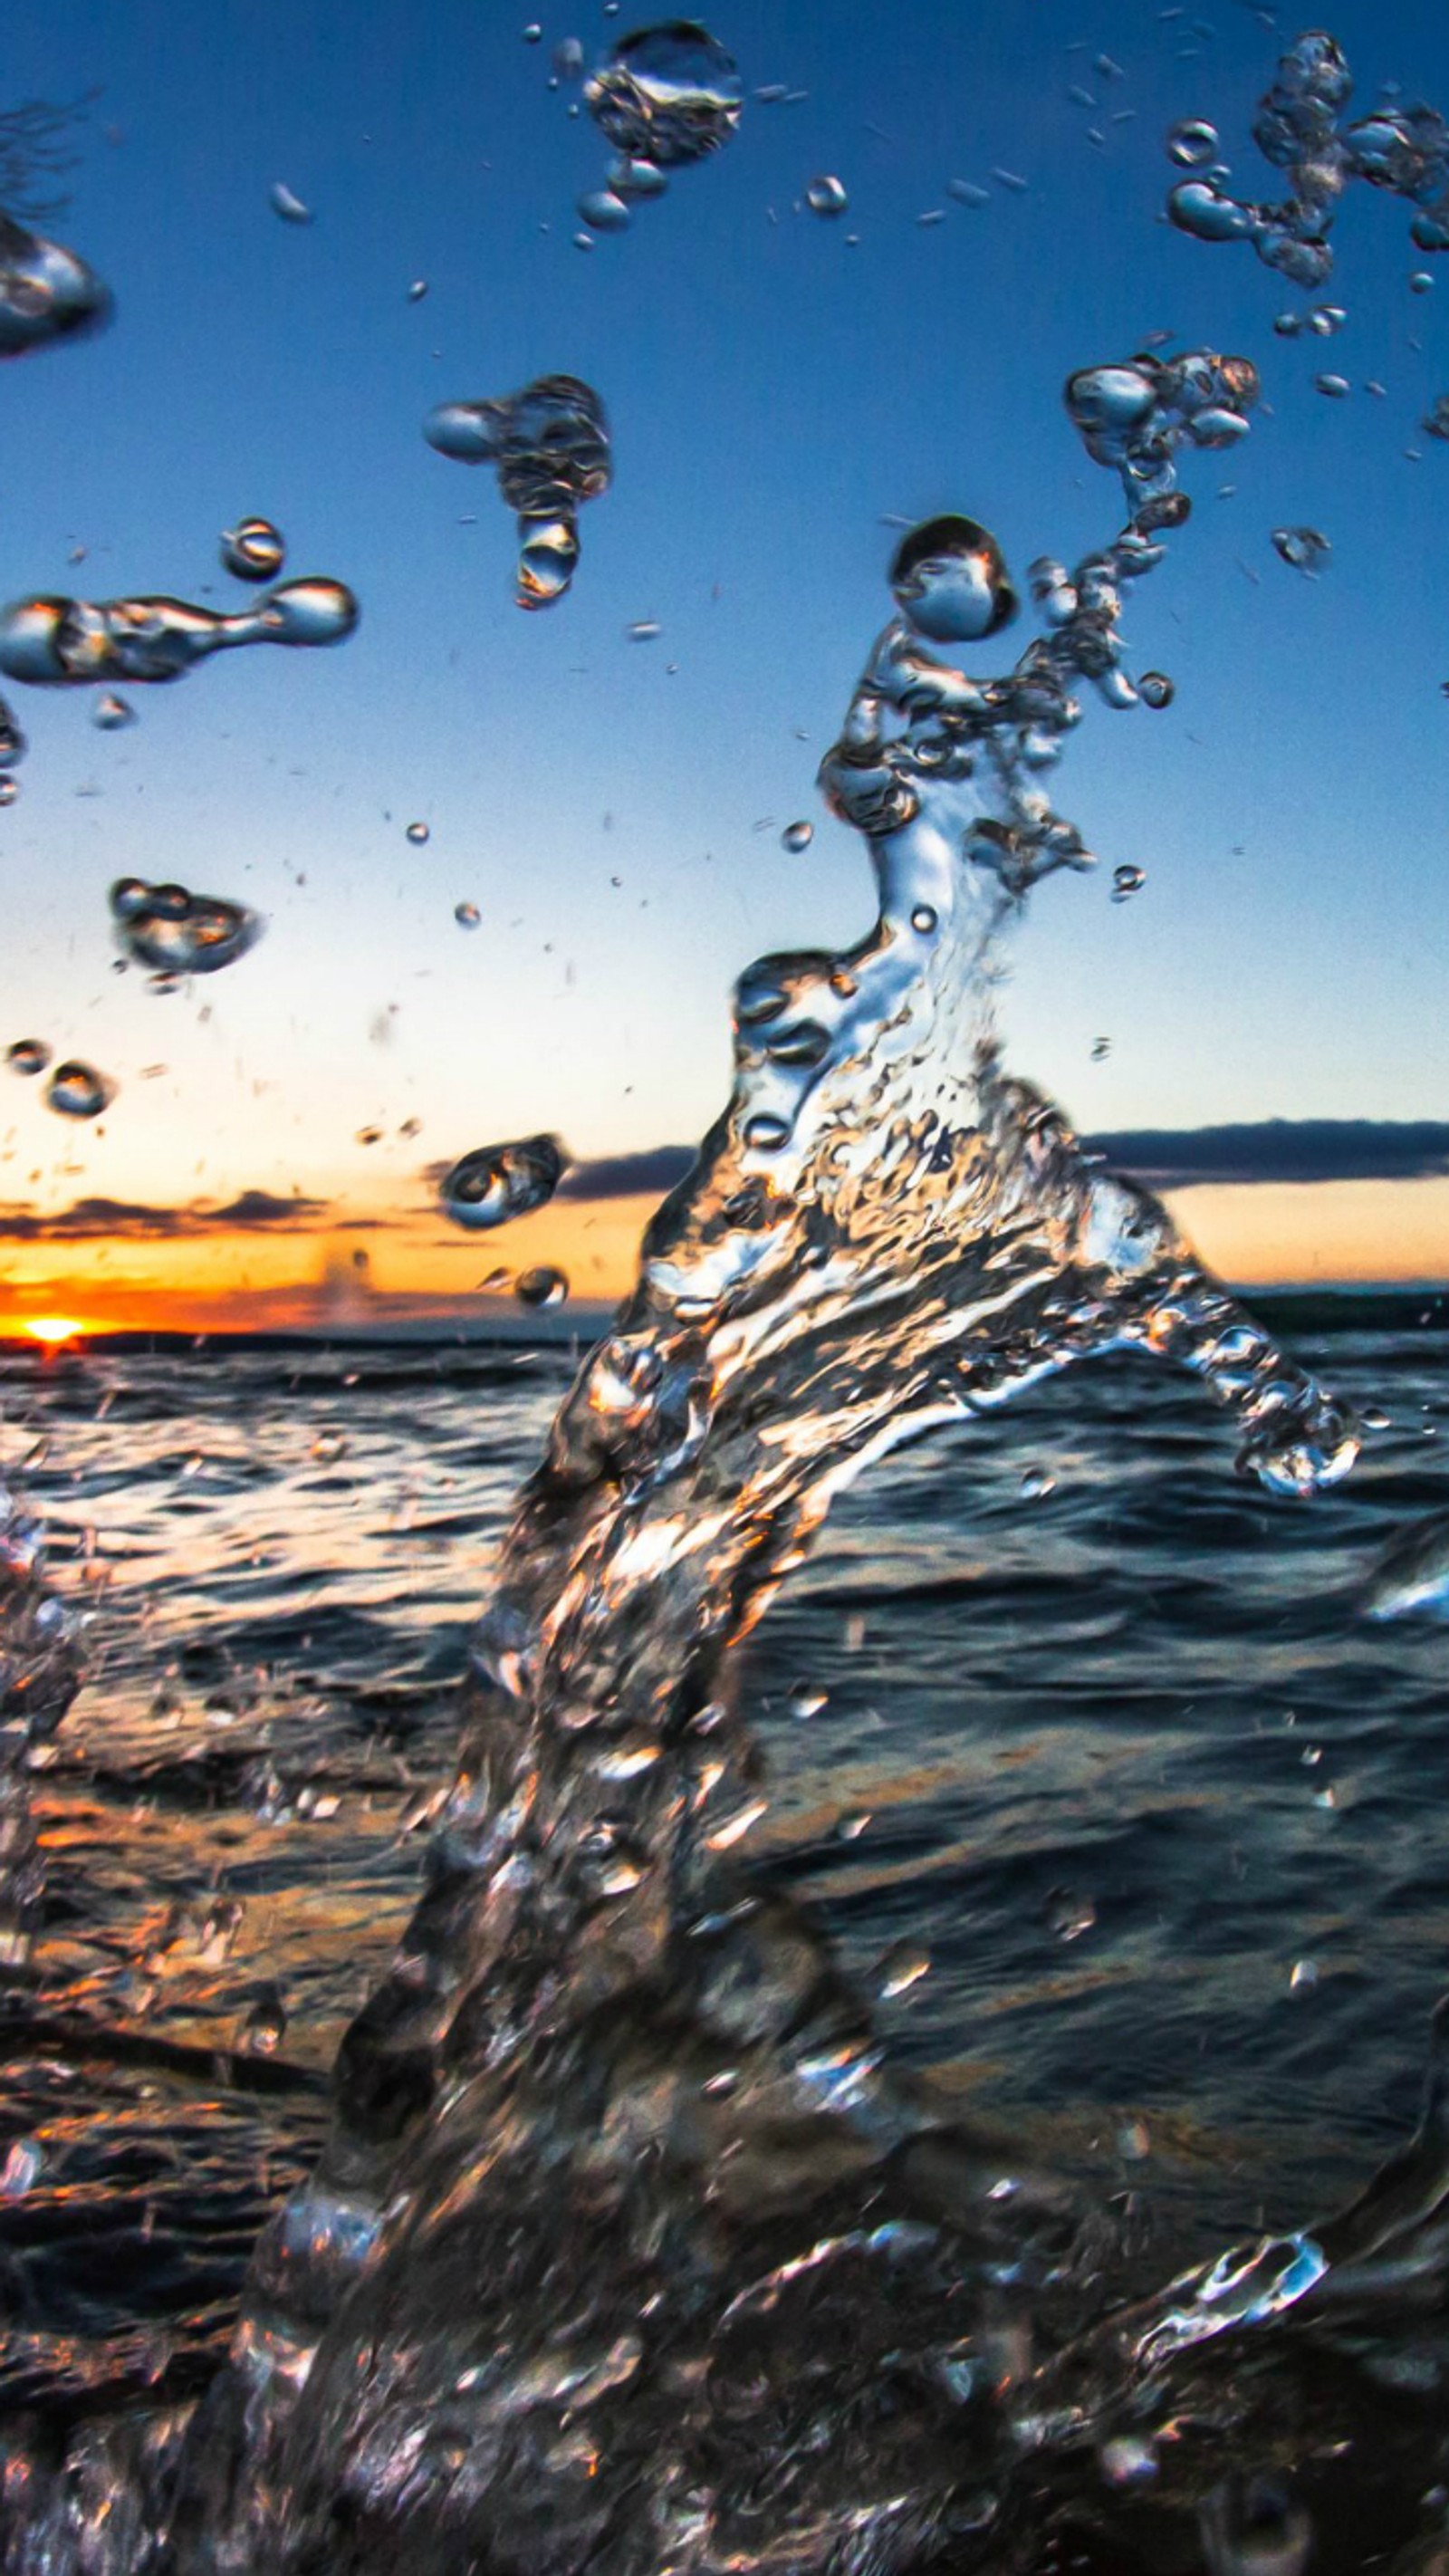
[1, 0, 1447, 1271]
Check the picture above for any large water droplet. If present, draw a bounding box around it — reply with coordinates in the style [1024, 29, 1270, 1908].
[441, 1134, 567, 1228]
[806, 174, 848, 216]
[0, 579, 358, 686]
[221, 517, 286, 582]
[425, 376, 610, 610]
[1138, 669, 1175, 706]
[890, 514, 1018, 643]
[109, 878, 262, 976]
[6, 1039, 49, 1077]
[46, 1059, 112, 1119]
[585, 22, 743, 168]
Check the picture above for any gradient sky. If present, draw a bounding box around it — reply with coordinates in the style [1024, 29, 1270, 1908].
[2, 0, 1448, 1329]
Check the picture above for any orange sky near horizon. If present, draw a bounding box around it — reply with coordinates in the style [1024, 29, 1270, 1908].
[1, 1175, 1446, 1340]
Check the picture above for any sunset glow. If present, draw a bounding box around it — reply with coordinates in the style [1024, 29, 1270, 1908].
[20, 1318, 85, 1347]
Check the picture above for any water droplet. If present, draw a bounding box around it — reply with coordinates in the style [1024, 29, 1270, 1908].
[1020, 1466, 1056, 1499]
[744, 1112, 792, 1151]
[110, 879, 262, 976]
[910, 903, 937, 933]
[1111, 864, 1146, 900]
[1273, 310, 1302, 336]
[523, 20, 542, 39]
[1314, 371, 1350, 397]
[1045, 1887, 1097, 1940]
[408, 277, 428, 301]
[1410, 269, 1435, 293]
[92, 691, 135, 728]
[0, 774, 16, 807]
[890, 514, 1017, 644]
[0, 2139, 43, 2198]
[442, 1134, 567, 1228]
[6, 1039, 49, 1077]
[454, 900, 481, 928]
[781, 820, 813, 852]
[0, 699, 24, 766]
[46, 1059, 112, 1120]
[1289, 1957, 1319, 1991]
[269, 182, 313, 225]
[806, 174, 848, 216]
[406, 820, 430, 844]
[241, 1986, 287, 2052]
[1118, 2118, 1152, 2161]
[1101, 2436, 1157, 2487]
[0, 579, 358, 686]
[789, 1681, 828, 1718]
[1271, 524, 1330, 572]
[552, 36, 585, 79]
[627, 618, 661, 641]
[876, 1941, 930, 1999]
[425, 376, 610, 610]
[0, 211, 110, 357]
[1090, 1035, 1111, 1060]
[515, 1264, 569, 1309]
[1424, 395, 1449, 442]
[1167, 116, 1219, 168]
[577, 187, 632, 231]
[220, 516, 286, 582]
[585, 22, 743, 168]
[1138, 668, 1175, 706]
[608, 154, 668, 197]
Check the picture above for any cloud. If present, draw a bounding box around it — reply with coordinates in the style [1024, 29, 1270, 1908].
[1086, 1120, 1449, 1189]
[560, 1147, 696, 1201]
[0, 1189, 331, 1243]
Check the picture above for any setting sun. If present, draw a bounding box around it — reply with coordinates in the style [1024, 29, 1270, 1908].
[21, 1318, 86, 1347]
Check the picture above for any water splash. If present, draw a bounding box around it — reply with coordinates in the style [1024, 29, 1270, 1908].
[0, 207, 110, 357]
[0, 578, 358, 687]
[107, 341, 1377, 2576]
[110, 877, 263, 977]
[1166, 30, 1449, 286]
[424, 375, 611, 610]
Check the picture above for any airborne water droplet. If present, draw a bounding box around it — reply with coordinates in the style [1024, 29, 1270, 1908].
[1167, 117, 1219, 167]
[585, 22, 743, 168]
[515, 1264, 569, 1309]
[221, 517, 286, 582]
[406, 821, 430, 844]
[454, 901, 481, 928]
[46, 1059, 112, 1120]
[1138, 668, 1175, 707]
[627, 619, 661, 641]
[577, 187, 632, 232]
[1314, 371, 1350, 397]
[1271, 524, 1330, 572]
[425, 376, 610, 611]
[890, 514, 1018, 645]
[109, 878, 262, 976]
[269, 182, 313, 225]
[92, 691, 135, 728]
[806, 175, 848, 217]
[0, 776, 16, 807]
[6, 1040, 49, 1077]
[877, 1941, 930, 1999]
[781, 820, 813, 852]
[442, 1134, 567, 1229]
[1111, 864, 1146, 900]
[1423, 395, 1449, 442]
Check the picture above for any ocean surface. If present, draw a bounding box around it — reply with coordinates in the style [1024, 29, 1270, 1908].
[1, 1303, 1446, 2451]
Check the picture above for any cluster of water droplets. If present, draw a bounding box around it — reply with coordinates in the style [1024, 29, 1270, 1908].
[425, 374, 611, 610]
[110, 877, 263, 980]
[0, 575, 357, 687]
[1166, 30, 1449, 289]
[575, 21, 742, 239]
